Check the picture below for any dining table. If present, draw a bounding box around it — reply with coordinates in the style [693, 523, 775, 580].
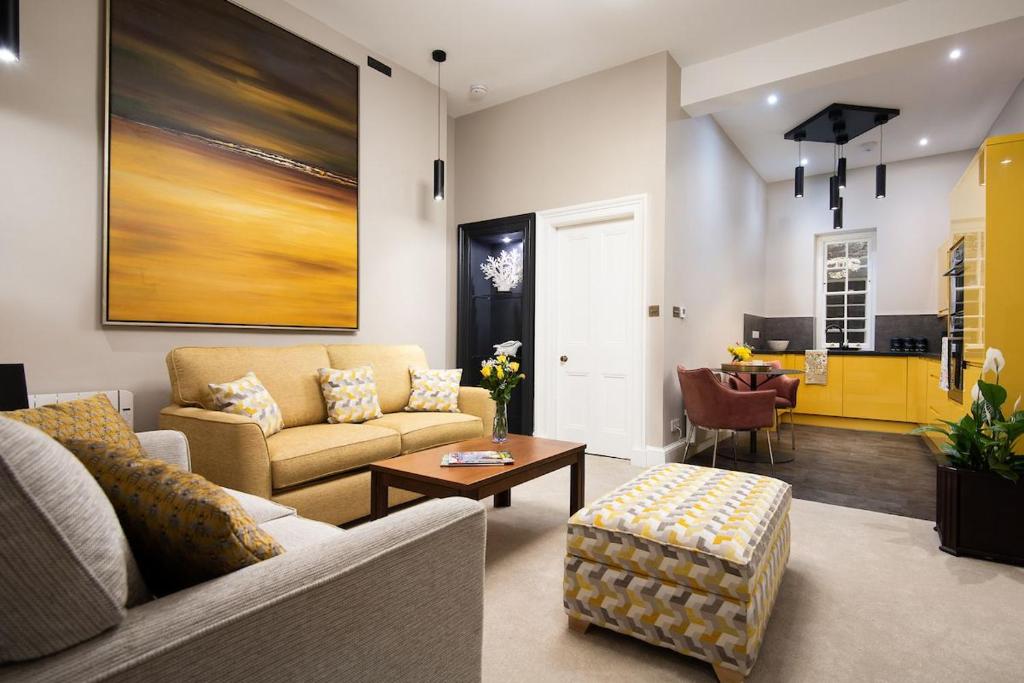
[719, 363, 804, 463]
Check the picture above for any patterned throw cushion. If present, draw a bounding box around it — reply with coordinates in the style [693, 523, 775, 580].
[2, 392, 145, 458]
[65, 439, 285, 595]
[318, 366, 383, 424]
[208, 372, 285, 436]
[405, 368, 462, 413]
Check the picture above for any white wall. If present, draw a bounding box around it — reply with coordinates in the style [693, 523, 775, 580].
[764, 150, 974, 318]
[664, 115, 767, 441]
[988, 77, 1024, 137]
[0, 0, 450, 430]
[454, 53, 672, 448]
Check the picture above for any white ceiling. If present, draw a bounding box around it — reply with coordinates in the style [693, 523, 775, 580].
[284, 0, 901, 117]
[710, 18, 1024, 182]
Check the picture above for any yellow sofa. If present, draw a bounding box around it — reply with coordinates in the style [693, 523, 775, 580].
[159, 344, 496, 525]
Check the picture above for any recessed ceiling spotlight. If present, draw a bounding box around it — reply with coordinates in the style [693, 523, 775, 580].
[469, 83, 488, 98]
[766, 93, 779, 105]
[800, 158, 808, 166]
[919, 137, 929, 146]
[948, 48, 962, 60]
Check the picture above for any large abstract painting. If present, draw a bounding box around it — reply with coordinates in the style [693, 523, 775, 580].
[104, 0, 359, 329]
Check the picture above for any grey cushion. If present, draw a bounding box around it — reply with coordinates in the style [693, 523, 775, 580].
[261, 515, 343, 551]
[224, 487, 296, 524]
[0, 417, 140, 662]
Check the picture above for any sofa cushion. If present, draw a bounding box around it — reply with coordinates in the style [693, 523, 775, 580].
[225, 487, 296, 524]
[364, 412, 482, 454]
[166, 344, 330, 428]
[208, 371, 285, 437]
[66, 440, 285, 596]
[267, 423, 401, 490]
[0, 418, 137, 663]
[261, 515, 344, 551]
[405, 368, 462, 413]
[326, 344, 429, 414]
[2, 392, 145, 458]
[318, 366, 383, 424]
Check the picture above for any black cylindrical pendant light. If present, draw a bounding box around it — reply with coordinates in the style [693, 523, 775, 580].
[432, 49, 446, 201]
[837, 150, 847, 189]
[875, 122, 886, 198]
[833, 197, 843, 229]
[829, 174, 840, 211]
[0, 0, 19, 63]
[794, 137, 804, 198]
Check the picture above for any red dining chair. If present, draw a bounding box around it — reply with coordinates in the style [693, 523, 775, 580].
[676, 365, 778, 472]
[728, 360, 800, 449]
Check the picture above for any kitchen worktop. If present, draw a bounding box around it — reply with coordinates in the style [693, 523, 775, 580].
[754, 349, 941, 359]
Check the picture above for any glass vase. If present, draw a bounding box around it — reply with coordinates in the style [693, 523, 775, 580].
[492, 401, 509, 443]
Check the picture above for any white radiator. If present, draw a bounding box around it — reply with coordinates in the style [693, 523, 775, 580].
[28, 390, 135, 429]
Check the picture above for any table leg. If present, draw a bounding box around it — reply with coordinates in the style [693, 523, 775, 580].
[570, 452, 585, 515]
[494, 489, 511, 507]
[749, 375, 759, 455]
[370, 471, 389, 520]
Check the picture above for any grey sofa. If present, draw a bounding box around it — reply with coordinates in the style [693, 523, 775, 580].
[0, 425, 486, 683]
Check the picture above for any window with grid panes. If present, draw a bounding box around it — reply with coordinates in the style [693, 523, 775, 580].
[817, 232, 875, 349]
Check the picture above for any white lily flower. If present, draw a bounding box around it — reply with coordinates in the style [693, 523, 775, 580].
[982, 347, 1005, 376]
[970, 383, 981, 403]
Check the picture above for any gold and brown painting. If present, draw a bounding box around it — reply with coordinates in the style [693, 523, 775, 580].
[105, 0, 358, 329]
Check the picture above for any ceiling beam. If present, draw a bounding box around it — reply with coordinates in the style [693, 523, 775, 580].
[679, 0, 1024, 117]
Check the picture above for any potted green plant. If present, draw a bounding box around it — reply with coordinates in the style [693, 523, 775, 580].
[479, 353, 526, 443]
[915, 348, 1024, 565]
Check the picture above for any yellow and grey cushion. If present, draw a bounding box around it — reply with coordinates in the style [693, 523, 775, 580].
[564, 463, 791, 677]
[405, 368, 462, 413]
[208, 371, 284, 437]
[2, 392, 145, 458]
[317, 366, 383, 424]
[66, 439, 285, 596]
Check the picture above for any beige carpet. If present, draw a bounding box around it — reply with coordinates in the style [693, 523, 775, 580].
[482, 455, 1024, 682]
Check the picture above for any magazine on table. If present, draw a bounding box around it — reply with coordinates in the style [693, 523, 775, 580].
[441, 450, 515, 467]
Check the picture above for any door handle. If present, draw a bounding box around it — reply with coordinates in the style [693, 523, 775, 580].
[559, 355, 568, 363]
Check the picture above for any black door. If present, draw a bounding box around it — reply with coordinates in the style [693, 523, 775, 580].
[457, 214, 535, 435]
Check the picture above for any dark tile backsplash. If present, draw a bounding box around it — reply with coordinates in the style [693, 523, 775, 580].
[744, 313, 945, 353]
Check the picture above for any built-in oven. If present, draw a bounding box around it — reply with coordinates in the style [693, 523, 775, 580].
[945, 238, 966, 403]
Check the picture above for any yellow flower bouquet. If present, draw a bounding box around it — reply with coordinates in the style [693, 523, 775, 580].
[480, 353, 526, 443]
[727, 342, 754, 363]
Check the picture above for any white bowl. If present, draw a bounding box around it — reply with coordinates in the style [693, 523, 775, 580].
[766, 340, 790, 352]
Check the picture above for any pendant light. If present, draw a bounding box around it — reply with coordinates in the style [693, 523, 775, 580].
[0, 0, 18, 63]
[794, 136, 804, 198]
[833, 197, 843, 230]
[837, 144, 847, 189]
[432, 49, 446, 201]
[875, 121, 887, 199]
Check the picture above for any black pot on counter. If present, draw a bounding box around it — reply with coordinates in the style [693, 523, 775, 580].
[890, 337, 906, 352]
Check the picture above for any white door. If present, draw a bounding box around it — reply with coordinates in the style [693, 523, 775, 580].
[555, 218, 635, 458]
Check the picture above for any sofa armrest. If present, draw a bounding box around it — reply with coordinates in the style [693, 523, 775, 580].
[158, 406, 272, 498]
[458, 387, 497, 437]
[136, 430, 191, 471]
[0, 498, 487, 683]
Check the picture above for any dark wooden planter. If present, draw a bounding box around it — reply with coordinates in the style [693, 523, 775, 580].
[936, 465, 1024, 566]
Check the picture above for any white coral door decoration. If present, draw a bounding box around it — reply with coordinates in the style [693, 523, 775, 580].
[480, 248, 523, 292]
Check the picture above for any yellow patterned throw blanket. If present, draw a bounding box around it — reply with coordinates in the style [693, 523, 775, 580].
[804, 349, 829, 385]
[564, 464, 791, 678]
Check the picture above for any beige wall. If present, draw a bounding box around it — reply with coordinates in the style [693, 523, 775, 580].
[664, 115, 768, 445]
[454, 52, 672, 449]
[0, 0, 450, 430]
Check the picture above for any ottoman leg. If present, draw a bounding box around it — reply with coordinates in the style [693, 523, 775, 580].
[712, 663, 744, 683]
[567, 616, 590, 634]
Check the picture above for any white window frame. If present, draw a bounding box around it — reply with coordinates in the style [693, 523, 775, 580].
[814, 229, 877, 350]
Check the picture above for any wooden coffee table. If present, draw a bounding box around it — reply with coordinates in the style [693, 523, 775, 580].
[368, 434, 586, 520]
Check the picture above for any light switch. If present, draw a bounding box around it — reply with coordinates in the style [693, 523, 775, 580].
[752, 330, 760, 339]
[672, 306, 681, 318]
[648, 305, 660, 317]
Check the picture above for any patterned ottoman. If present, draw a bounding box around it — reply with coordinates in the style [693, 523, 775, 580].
[563, 464, 791, 683]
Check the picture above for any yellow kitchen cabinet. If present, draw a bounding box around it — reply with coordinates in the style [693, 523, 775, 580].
[792, 354, 844, 417]
[750, 353, 785, 366]
[843, 356, 908, 421]
[906, 356, 929, 423]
